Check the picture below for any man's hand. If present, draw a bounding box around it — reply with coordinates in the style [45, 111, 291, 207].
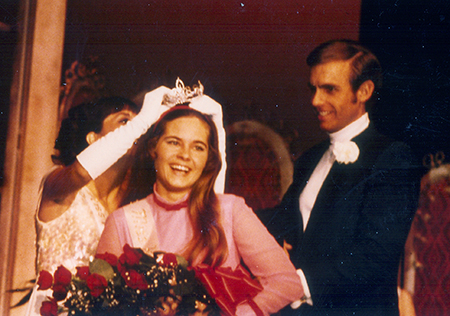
[283, 240, 293, 258]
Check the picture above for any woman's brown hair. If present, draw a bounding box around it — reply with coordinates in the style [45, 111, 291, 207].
[122, 106, 228, 266]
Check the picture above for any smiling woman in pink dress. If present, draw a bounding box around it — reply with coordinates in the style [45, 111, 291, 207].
[97, 96, 304, 316]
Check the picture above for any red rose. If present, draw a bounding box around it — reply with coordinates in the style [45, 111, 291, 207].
[159, 253, 178, 267]
[37, 270, 53, 290]
[53, 265, 72, 287]
[123, 269, 148, 290]
[95, 252, 118, 267]
[117, 259, 126, 275]
[119, 244, 142, 266]
[40, 298, 58, 316]
[76, 266, 90, 280]
[86, 273, 108, 298]
[52, 283, 68, 301]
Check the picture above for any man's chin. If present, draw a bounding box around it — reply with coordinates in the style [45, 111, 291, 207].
[319, 123, 336, 133]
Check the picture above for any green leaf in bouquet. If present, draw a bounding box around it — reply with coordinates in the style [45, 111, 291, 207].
[137, 249, 158, 268]
[176, 255, 189, 268]
[89, 259, 115, 280]
[172, 271, 195, 297]
[173, 281, 195, 297]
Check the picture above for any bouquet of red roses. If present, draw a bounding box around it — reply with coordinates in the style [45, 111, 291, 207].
[37, 244, 218, 316]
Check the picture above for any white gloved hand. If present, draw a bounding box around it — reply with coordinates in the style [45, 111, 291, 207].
[137, 86, 172, 127]
[189, 95, 227, 194]
[77, 86, 171, 180]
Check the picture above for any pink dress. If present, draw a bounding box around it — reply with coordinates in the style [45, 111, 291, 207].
[97, 190, 303, 315]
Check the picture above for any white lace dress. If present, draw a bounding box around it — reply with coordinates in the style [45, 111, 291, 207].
[25, 186, 109, 316]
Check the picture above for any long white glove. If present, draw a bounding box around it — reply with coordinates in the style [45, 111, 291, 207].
[189, 95, 227, 194]
[77, 86, 171, 179]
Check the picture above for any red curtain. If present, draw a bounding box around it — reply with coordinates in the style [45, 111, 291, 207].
[412, 168, 450, 315]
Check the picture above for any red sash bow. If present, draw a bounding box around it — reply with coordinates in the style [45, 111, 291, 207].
[193, 264, 264, 316]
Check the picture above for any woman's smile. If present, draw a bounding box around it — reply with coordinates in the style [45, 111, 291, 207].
[170, 164, 190, 172]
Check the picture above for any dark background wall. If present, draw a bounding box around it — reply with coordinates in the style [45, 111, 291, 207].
[1, 0, 450, 181]
[61, 0, 450, 162]
[360, 0, 450, 162]
[62, 0, 362, 159]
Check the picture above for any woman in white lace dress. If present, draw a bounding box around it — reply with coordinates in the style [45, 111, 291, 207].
[26, 88, 171, 316]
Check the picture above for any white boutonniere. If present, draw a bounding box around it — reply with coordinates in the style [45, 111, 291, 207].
[332, 141, 360, 164]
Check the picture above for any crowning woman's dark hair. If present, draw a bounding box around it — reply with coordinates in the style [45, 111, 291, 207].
[122, 107, 228, 267]
[52, 97, 139, 166]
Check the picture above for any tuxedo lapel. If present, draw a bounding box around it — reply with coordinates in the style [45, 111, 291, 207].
[292, 140, 330, 190]
[281, 141, 329, 244]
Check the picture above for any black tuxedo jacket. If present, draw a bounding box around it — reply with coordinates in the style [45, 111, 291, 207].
[259, 125, 421, 316]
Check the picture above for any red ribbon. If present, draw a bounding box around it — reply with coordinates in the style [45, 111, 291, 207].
[193, 264, 264, 316]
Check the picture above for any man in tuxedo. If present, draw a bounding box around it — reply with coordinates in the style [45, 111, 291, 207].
[258, 39, 421, 315]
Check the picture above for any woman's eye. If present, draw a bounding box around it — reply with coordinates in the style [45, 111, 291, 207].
[194, 145, 205, 151]
[120, 119, 129, 124]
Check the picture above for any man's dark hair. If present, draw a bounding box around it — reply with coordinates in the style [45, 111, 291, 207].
[307, 39, 383, 108]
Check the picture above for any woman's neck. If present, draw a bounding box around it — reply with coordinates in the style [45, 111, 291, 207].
[86, 181, 121, 213]
[154, 183, 190, 203]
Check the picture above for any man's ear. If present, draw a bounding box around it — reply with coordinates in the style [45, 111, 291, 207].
[357, 80, 375, 104]
[86, 131, 98, 145]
